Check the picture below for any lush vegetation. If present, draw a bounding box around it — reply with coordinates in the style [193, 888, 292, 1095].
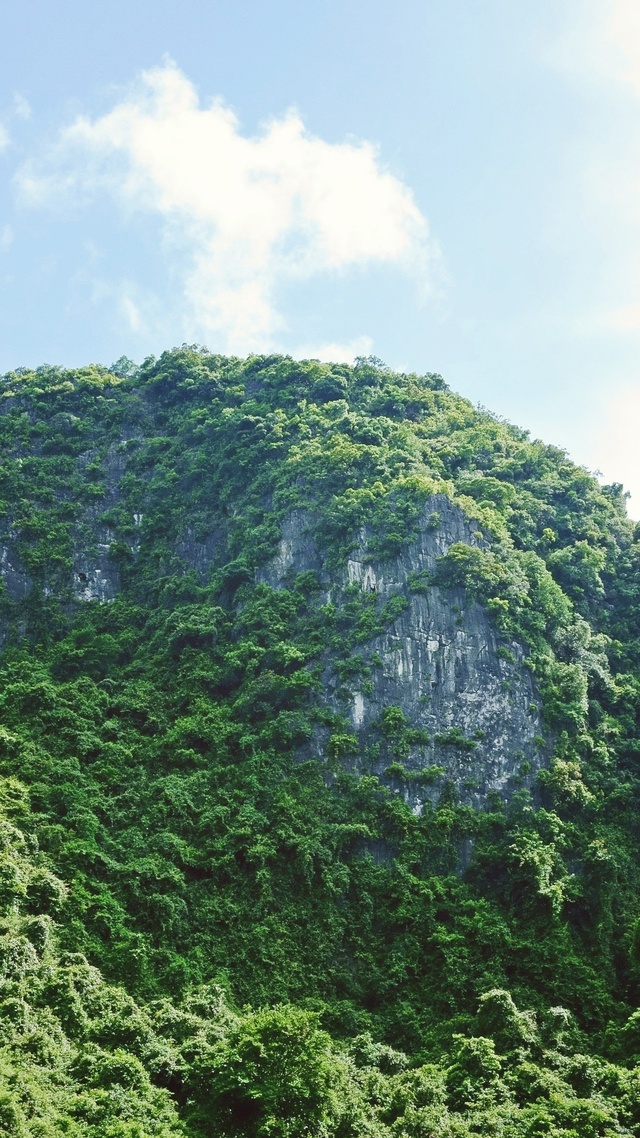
[0, 348, 638, 1133]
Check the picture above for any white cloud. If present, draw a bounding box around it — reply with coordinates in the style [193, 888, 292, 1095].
[593, 384, 640, 516]
[18, 62, 432, 353]
[540, 4, 640, 357]
[0, 225, 13, 252]
[0, 124, 9, 154]
[12, 94, 31, 121]
[120, 293, 144, 334]
[546, 1, 640, 95]
[607, 301, 640, 332]
[604, 0, 640, 95]
[291, 335, 374, 364]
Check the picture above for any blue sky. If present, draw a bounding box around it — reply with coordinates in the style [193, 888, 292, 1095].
[1, 1, 639, 509]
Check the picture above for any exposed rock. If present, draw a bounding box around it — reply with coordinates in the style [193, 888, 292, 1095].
[175, 523, 228, 578]
[70, 443, 131, 603]
[257, 509, 324, 587]
[0, 538, 31, 602]
[71, 530, 120, 603]
[0, 437, 545, 804]
[259, 496, 545, 806]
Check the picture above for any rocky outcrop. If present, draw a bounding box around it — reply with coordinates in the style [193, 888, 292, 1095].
[0, 449, 545, 804]
[259, 496, 545, 806]
[69, 443, 130, 603]
[0, 433, 232, 608]
[0, 538, 31, 602]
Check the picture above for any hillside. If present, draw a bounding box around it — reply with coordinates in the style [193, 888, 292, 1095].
[0, 347, 639, 1135]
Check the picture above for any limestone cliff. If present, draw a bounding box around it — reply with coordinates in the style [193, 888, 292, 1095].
[259, 497, 544, 807]
[0, 433, 544, 805]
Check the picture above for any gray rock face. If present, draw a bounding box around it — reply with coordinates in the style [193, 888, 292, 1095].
[259, 496, 545, 806]
[70, 444, 129, 603]
[71, 530, 120, 603]
[0, 439, 228, 608]
[0, 537, 31, 603]
[257, 509, 324, 587]
[0, 440, 545, 804]
[175, 524, 228, 578]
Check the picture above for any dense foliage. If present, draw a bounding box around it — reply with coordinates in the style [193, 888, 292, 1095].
[0, 347, 638, 1133]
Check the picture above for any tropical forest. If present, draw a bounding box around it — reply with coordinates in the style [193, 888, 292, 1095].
[0, 346, 639, 1136]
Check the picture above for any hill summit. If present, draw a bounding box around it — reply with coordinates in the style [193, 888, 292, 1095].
[0, 347, 639, 1135]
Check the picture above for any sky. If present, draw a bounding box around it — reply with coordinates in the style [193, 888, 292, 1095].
[1, 1, 639, 511]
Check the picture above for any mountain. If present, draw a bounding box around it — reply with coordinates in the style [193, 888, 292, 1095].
[0, 347, 639, 1135]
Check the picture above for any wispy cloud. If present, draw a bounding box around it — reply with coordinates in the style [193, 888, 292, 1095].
[120, 291, 144, 334]
[607, 301, 640, 332]
[546, 0, 640, 94]
[17, 61, 433, 353]
[543, 5, 640, 337]
[594, 384, 640, 515]
[12, 94, 31, 121]
[291, 335, 374, 365]
[603, 0, 640, 95]
[0, 124, 9, 154]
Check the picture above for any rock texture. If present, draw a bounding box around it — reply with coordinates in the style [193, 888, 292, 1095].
[0, 459, 545, 804]
[259, 496, 545, 807]
[0, 538, 31, 604]
[70, 443, 129, 603]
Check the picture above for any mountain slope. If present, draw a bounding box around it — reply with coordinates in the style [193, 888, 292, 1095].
[0, 348, 639, 1134]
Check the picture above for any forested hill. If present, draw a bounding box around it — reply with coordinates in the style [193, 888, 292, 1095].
[0, 347, 639, 1136]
